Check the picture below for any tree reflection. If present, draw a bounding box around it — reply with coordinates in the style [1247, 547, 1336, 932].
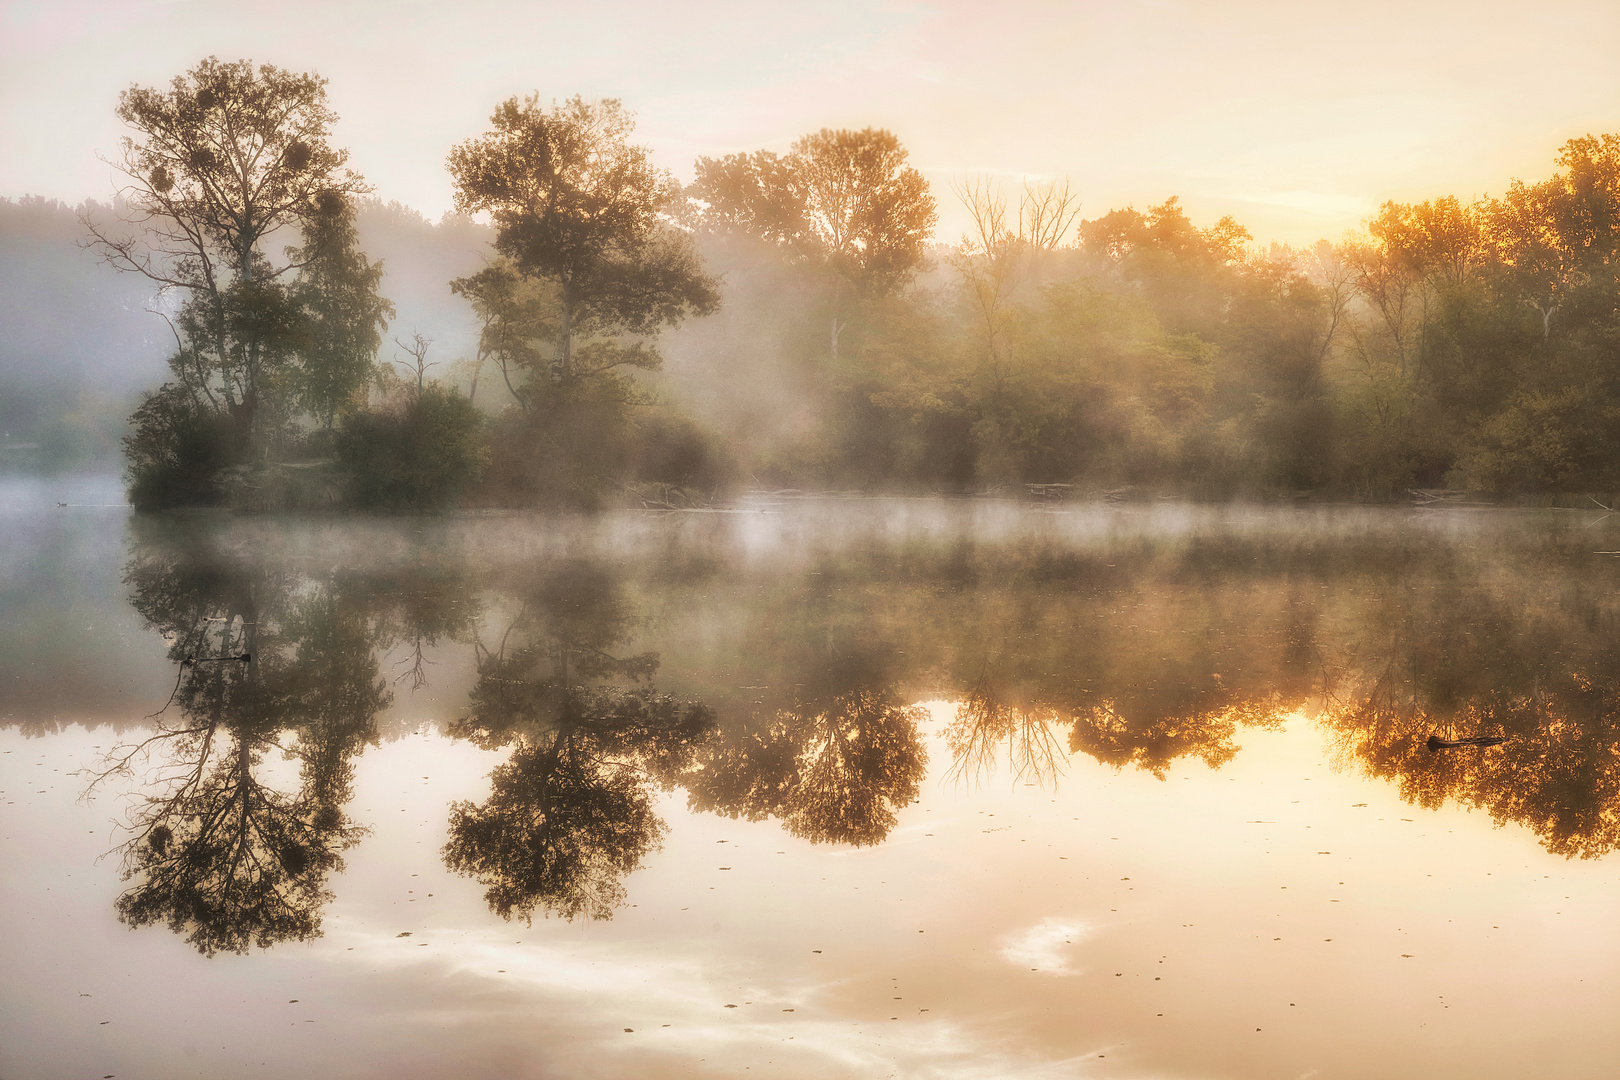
[352, 558, 483, 692]
[945, 683, 1069, 788]
[688, 652, 927, 846]
[944, 679, 1289, 786]
[93, 513, 1620, 952]
[1067, 694, 1287, 779]
[442, 562, 713, 921]
[924, 538, 1610, 860]
[95, 535, 385, 955]
[1319, 576, 1620, 858]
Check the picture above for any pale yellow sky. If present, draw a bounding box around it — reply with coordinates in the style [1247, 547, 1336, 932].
[2, 0, 1615, 246]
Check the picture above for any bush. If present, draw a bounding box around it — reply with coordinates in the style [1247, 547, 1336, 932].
[475, 383, 648, 509]
[123, 384, 237, 510]
[336, 385, 488, 511]
[631, 408, 734, 492]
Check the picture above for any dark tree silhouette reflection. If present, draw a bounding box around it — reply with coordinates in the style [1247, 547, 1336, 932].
[354, 558, 483, 692]
[94, 532, 386, 955]
[688, 652, 927, 846]
[443, 562, 713, 922]
[1319, 570, 1620, 859]
[1067, 695, 1286, 779]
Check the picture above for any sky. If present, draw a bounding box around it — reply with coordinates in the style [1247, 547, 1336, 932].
[1, 0, 1616, 246]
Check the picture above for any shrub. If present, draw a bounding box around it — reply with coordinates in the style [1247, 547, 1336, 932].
[337, 385, 488, 511]
[122, 384, 236, 510]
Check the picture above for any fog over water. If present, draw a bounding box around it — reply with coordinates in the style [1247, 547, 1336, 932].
[3, 485, 1617, 1079]
[3, 10, 1618, 1076]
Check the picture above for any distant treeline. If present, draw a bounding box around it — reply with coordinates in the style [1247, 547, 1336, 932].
[0, 195, 163, 472]
[695, 137, 1620, 502]
[16, 57, 1617, 507]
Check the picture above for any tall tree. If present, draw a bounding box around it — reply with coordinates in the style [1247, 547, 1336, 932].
[692, 128, 939, 360]
[289, 193, 395, 426]
[86, 57, 388, 456]
[446, 96, 719, 393]
[1485, 134, 1620, 340]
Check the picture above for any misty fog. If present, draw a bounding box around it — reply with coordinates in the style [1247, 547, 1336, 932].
[3, 38, 1618, 1080]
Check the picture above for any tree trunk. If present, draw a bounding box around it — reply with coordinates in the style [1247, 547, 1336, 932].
[555, 294, 573, 384]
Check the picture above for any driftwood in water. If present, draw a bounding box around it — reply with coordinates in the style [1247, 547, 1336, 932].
[1025, 483, 1072, 503]
[1426, 734, 1508, 751]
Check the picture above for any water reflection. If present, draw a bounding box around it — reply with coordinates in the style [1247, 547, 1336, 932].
[442, 563, 714, 922]
[1317, 566, 1620, 859]
[688, 650, 927, 846]
[99, 533, 383, 954]
[90, 510, 1620, 954]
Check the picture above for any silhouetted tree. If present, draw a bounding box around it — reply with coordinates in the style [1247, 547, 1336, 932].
[87, 58, 390, 466]
[447, 96, 719, 392]
[95, 540, 386, 954]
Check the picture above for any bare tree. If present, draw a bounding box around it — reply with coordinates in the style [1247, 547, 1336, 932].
[392, 331, 437, 395]
[949, 176, 1082, 385]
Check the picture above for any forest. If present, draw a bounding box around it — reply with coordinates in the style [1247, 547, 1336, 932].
[6, 57, 1618, 510]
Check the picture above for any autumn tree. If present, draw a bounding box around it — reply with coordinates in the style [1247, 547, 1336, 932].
[1079, 196, 1250, 337]
[1485, 135, 1620, 341]
[691, 128, 938, 360]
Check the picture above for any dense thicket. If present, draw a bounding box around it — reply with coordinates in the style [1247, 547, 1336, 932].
[668, 134, 1620, 499]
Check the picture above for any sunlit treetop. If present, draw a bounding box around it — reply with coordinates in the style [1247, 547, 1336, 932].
[692, 127, 939, 299]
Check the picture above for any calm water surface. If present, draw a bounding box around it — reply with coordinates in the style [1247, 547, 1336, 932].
[3, 479, 1617, 1079]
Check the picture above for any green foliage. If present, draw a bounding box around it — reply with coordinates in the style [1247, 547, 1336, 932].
[630, 407, 733, 492]
[689, 133, 1619, 503]
[336, 385, 488, 511]
[102, 94, 1619, 509]
[288, 192, 394, 426]
[123, 383, 238, 509]
[91, 58, 378, 456]
[476, 379, 640, 508]
[448, 96, 719, 387]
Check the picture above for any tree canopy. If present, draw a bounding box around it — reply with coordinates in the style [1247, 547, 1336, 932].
[692, 127, 938, 360]
[88, 57, 390, 465]
[692, 127, 938, 298]
[447, 96, 719, 389]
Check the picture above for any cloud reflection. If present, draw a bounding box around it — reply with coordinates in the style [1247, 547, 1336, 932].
[997, 917, 1092, 976]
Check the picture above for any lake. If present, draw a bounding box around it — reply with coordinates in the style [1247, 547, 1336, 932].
[3, 478, 1617, 1080]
